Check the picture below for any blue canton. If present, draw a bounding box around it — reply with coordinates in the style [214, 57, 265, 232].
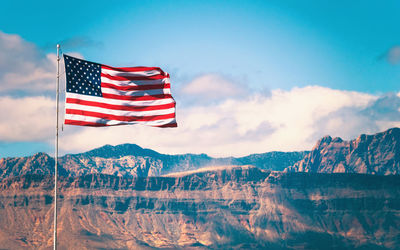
[64, 55, 102, 97]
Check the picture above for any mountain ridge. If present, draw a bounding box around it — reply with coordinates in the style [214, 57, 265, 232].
[0, 145, 307, 180]
[1, 128, 399, 249]
[285, 127, 400, 174]
[1, 127, 399, 180]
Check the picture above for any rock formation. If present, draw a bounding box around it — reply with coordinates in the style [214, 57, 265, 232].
[0, 128, 399, 249]
[286, 127, 400, 175]
[0, 166, 398, 249]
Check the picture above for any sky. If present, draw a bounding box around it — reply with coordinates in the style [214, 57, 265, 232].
[0, 0, 399, 158]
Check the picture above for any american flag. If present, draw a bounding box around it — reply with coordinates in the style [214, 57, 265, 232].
[63, 55, 177, 127]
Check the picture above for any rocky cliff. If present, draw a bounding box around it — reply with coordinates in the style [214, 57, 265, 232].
[286, 127, 400, 175]
[0, 166, 399, 249]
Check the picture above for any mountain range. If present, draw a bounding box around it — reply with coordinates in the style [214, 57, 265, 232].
[0, 127, 399, 249]
[1, 127, 399, 180]
[0, 144, 307, 180]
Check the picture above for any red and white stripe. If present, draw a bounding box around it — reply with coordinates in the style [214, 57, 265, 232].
[64, 65, 177, 127]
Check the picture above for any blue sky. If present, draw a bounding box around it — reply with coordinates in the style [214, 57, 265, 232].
[0, 1, 399, 157]
[2, 0, 399, 92]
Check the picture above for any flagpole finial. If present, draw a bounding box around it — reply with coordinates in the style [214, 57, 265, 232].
[57, 44, 60, 48]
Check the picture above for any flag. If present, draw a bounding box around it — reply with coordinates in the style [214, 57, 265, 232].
[63, 55, 177, 127]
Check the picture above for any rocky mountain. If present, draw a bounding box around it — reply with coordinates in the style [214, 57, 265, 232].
[1, 128, 400, 249]
[0, 144, 307, 180]
[2, 128, 399, 180]
[0, 152, 55, 179]
[286, 127, 400, 175]
[0, 166, 399, 249]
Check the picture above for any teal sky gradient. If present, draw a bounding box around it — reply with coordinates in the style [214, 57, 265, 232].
[1, 0, 399, 93]
[0, 0, 399, 157]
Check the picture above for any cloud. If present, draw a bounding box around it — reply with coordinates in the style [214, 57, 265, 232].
[0, 31, 84, 144]
[0, 96, 55, 141]
[57, 85, 400, 157]
[379, 45, 400, 64]
[0, 31, 398, 157]
[1, 78, 398, 157]
[0, 31, 58, 95]
[180, 74, 248, 103]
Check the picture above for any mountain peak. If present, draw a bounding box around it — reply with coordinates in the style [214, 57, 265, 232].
[287, 127, 400, 175]
[315, 135, 333, 149]
[75, 143, 161, 158]
[32, 152, 51, 159]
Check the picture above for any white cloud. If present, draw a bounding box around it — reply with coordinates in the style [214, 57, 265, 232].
[0, 31, 58, 94]
[58, 84, 400, 157]
[1, 76, 398, 157]
[180, 74, 247, 103]
[0, 96, 55, 141]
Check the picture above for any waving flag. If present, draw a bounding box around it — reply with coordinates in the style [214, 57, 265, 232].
[63, 55, 177, 127]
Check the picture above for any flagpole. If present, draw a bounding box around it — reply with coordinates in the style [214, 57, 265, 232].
[54, 44, 60, 250]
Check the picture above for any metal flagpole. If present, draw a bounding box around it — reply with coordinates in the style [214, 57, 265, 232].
[54, 44, 60, 250]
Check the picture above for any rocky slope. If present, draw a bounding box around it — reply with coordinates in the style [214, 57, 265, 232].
[286, 127, 400, 175]
[0, 145, 306, 180]
[0, 152, 55, 179]
[0, 166, 399, 249]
